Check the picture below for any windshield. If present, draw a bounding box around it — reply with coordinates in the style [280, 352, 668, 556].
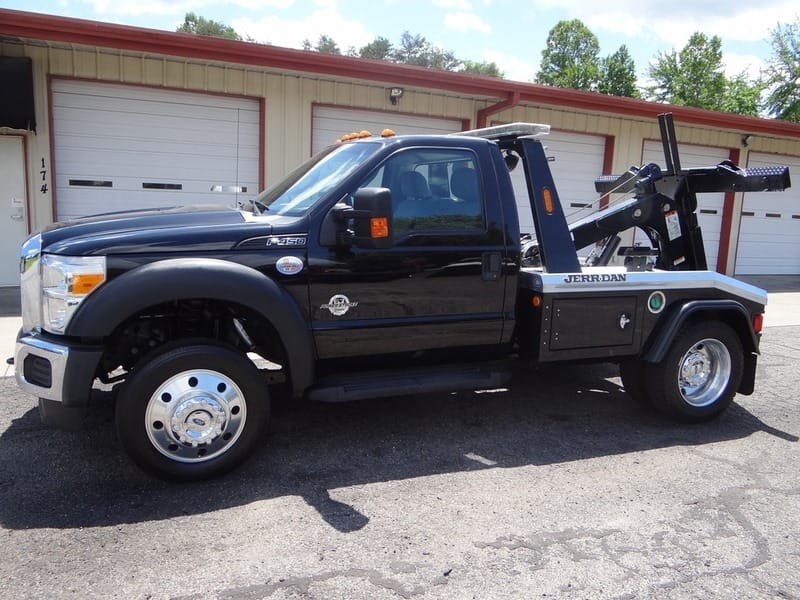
[254, 142, 381, 216]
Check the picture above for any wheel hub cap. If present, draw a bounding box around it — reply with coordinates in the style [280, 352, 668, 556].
[145, 369, 247, 463]
[677, 339, 731, 408]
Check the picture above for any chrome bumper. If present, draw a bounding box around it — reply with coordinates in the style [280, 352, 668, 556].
[15, 333, 70, 402]
[15, 332, 102, 407]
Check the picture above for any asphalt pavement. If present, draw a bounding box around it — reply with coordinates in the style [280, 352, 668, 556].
[0, 278, 798, 599]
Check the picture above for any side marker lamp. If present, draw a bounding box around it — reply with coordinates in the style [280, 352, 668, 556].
[753, 313, 763, 334]
[541, 188, 554, 214]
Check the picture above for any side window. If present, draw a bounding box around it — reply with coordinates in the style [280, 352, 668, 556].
[358, 148, 484, 235]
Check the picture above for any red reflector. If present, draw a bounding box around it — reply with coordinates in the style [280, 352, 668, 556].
[752, 313, 764, 334]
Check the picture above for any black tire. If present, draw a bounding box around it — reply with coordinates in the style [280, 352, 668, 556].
[619, 359, 651, 406]
[646, 321, 743, 423]
[115, 343, 269, 481]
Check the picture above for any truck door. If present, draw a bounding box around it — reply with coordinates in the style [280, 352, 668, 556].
[308, 144, 510, 360]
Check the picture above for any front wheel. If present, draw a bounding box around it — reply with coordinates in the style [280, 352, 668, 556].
[647, 321, 743, 423]
[115, 343, 269, 481]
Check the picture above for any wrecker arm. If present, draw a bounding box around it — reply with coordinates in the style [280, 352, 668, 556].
[572, 114, 791, 271]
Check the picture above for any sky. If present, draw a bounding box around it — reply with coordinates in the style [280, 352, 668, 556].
[5, 0, 799, 85]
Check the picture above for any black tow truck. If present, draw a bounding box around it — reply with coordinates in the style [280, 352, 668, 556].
[14, 114, 790, 480]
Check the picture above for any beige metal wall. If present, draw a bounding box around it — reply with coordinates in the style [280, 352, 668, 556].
[2, 38, 799, 274]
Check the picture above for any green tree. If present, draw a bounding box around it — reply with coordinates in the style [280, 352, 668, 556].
[358, 37, 393, 61]
[459, 60, 503, 78]
[176, 12, 241, 40]
[647, 32, 764, 115]
[598, 45, 639, 98]
[302, 34, 341, 55]
[536, 19, 601, 91]
[647, 32, 727, 108]
[391, 31, 459, 70]
[721, 73, 766, 116]
[764, 19, 800, 121]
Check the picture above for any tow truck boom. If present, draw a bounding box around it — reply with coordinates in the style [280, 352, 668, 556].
[570, 114, 791, 271]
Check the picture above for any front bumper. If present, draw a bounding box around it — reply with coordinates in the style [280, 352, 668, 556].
[15, 331, 103, 406]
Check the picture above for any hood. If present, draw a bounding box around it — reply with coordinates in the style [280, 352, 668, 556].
[39, 205, 296, 256]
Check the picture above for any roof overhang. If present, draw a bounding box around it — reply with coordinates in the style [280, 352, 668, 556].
[2, 8, 799, 140]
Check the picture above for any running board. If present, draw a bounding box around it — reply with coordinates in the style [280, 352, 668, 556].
[307, 365, 511, 403]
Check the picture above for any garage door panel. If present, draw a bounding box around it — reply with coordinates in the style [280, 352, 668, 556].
[54, 113, 252, 149]
[736, 153, 800, 275]
[57, 145, 255, 172]
[53, 81, 259, 219]
[312, 106, 461, 155]
[54, 80, 255, 112]
[56, 189, 246, 222]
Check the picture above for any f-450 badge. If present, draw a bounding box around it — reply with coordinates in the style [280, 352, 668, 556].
[266, 236, 307, 247]
[321, 294, 358, 317]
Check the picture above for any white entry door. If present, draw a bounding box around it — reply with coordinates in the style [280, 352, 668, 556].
[0, 136, 29, 286]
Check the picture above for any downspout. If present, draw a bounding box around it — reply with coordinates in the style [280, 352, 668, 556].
[476, 91, 521, 128]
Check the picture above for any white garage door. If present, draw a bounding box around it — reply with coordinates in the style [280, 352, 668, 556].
[52, 80, 259, 220]
[510, 130, 605, 240]
[312, 106, 462, 156]
[735, 152, 800, 275]
[642, 141, 729, 271]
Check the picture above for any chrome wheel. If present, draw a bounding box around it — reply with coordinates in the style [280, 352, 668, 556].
[677, 338, 731, 408]
[145, 369, 247, 463]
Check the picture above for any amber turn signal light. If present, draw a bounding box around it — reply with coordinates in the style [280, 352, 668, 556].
[71, 273, 105, 295]
[370, 217, 389, 239]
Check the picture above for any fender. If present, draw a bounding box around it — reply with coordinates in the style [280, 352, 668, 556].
[66, 258, 315, 395]
[642, 299, 760, 395]
[643, 299, 759, 364]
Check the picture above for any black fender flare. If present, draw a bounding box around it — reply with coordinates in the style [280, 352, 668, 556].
[66, 258, 315, 396]
[642, 299, 759, 394]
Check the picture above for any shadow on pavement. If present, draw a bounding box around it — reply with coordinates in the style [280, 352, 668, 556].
[0, 362, 795, 533]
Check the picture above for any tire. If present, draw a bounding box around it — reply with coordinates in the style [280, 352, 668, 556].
[646, 321, 743, 423]
[619, 359, 651, 406]
[115, 343, 269, 481]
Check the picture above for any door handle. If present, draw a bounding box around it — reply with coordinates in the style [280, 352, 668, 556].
[481, 252, 501, 281]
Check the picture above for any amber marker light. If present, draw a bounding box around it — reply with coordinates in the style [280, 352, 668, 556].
[71, 273, 105, 295]
[532, 294, 542, 307]
[542, 188, 554, 214]
[370, 217, 389, 238]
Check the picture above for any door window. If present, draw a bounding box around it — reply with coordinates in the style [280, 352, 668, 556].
[359, 148, 484, 235]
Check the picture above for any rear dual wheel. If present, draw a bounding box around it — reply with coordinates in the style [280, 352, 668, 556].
[115, 344, 269, 481]
[621, 321, 744, 423]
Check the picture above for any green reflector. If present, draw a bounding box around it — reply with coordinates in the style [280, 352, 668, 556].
[649, 294, 663, 310]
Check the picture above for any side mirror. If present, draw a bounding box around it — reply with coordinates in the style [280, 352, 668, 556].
[351, 187, 393, 249]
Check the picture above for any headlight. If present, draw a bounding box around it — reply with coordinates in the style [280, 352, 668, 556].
[41, 255, 106, 334]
